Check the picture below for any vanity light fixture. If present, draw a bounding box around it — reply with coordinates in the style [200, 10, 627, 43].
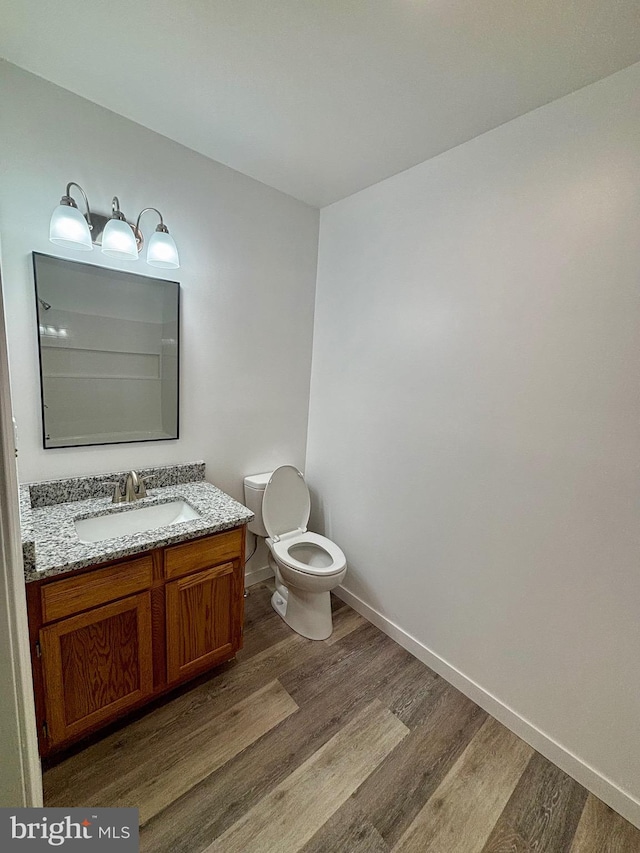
[48, 182, 180, 268]
[49, 182, 93, 251]
[135, 208, 180, 269]
[101, 197, 139, 260]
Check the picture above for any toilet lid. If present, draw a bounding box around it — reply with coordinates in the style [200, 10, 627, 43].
[262, 465, 311, 540]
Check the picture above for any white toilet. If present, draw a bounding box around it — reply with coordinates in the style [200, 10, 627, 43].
[244, 466, 347, 640]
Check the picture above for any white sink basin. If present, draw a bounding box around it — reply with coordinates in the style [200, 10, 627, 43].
[74, 500, 201, 543]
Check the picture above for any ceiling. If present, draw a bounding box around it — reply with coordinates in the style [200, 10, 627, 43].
[2, 1, 639, 207]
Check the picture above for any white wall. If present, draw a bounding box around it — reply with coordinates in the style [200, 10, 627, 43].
[0, 62, 318, 513]
[307, 63, 640, 819]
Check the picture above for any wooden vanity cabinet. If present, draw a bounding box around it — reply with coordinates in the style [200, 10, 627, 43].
[26, 526, 245, 757]
[39, 593, 155, 746]
[164, 530, 244, 683]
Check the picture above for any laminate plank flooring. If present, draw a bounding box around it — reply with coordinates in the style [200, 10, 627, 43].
[480, 751, 588, 853]
[570, 795, 640, 853]
[393, 717, 533, 853]
[205, 700, 408, 853]
[140, 626, 416, 852]
[301, 798, 390, 853]
[346, 684, 488, 846]
[44, 631, 323, 805]
[44, 581, 640, 852]
[324, 607, 367, 645]
[75, 679, 297, 823]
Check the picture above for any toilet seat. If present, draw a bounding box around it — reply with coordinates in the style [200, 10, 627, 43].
[271, 531, 346, 577]
[263, 466, 346, 578]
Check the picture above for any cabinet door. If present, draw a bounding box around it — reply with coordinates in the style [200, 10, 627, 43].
[166, 561, 240, 683]
[40, 592, 154, 747]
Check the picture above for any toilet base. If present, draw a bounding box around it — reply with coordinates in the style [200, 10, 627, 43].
[271, 588, 287, 619]
[270, 585, 333, 641]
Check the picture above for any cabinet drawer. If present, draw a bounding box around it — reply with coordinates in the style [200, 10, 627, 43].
[164, 529, 242, 580]
[41, 556, 153, 623]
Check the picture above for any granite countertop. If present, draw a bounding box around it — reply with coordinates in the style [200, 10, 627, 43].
[21, 462, 254, 582]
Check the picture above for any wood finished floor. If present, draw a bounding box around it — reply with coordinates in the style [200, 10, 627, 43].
[44, 581, 640, 852]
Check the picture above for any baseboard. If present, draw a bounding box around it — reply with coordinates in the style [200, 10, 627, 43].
[244, 563, 274, 587]
[335, 583, 640, 830]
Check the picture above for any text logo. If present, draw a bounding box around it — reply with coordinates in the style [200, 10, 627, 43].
[0, 809, 138, 851]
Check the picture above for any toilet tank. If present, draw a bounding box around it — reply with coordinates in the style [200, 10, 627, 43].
[243, 472, 273, 537]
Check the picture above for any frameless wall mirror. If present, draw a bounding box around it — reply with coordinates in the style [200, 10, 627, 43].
[33, 253, 179, 449]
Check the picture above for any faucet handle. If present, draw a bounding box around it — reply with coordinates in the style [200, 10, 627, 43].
[104, 480, 126, 504]
[136, 475, 156, 499]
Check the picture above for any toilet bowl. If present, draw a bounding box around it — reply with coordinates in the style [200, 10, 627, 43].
[244, 466, 347, 640]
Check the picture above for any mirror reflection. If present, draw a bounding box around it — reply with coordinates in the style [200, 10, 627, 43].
[33, 253, 179, 448]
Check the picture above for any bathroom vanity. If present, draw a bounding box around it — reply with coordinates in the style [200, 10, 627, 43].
[21, 463, 253, 757]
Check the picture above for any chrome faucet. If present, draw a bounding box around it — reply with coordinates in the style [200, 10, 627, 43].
[105, 471, 152, 503]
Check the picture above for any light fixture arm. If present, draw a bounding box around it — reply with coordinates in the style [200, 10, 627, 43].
[61, 182, 93, 231]
[110, 196, 127, 221]
[135, 207, 169, 234]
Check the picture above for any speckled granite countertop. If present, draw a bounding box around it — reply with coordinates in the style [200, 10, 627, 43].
[21, 462, 254, 582]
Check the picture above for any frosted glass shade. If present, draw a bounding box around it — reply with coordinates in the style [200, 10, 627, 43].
[101, 218, 138, 259]
[49, 205, 93, 250]
[146, 230, 180, 269]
